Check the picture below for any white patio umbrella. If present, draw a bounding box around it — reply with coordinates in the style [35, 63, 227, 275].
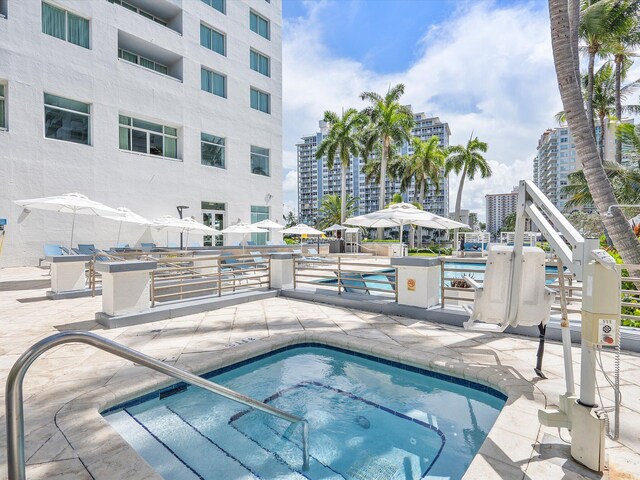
[152, 216, 220, 247]
[253, 219, 285, 230]
[345, 203, 469, 255]
[282, 223, 325, 249]
[101, 207, 151, 247]
[323, 224, 347, 232]
[14, 193, 124, 251]
[221, 222, 268, 253]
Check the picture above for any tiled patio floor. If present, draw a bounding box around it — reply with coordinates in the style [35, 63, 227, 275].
[0, 267, 639, 479]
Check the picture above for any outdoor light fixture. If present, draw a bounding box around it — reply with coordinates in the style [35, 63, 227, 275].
[605, 204, 640, 217]
[176, 205, 189, 249]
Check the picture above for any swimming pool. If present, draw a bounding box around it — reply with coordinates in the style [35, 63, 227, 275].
[103, 344, 505, 479]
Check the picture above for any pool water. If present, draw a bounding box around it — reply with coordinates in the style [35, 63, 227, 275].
[104, 345, 505, 480]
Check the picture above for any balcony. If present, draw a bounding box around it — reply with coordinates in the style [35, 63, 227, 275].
[118, 30, 183, 81]
[108, 0, 182, 34]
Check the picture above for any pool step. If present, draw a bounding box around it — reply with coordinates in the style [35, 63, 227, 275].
[131, 405, 262, 479]
[167, 403, 315, 479]
[107, 410, 201, 480]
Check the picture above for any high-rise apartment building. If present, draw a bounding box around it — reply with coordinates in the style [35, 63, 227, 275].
[485, 188, 518, 236]
[533, 121, 636, 211]
[0, 0, 283, 266]
[297, 112, 450, 234]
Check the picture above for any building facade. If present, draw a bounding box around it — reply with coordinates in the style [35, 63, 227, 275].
[0, 0, 283, 266]
[533, 121, 636, 212]
[485, 189, 518, 237]
[297, 113, 450, 235]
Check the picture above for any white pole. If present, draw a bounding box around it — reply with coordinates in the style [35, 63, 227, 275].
[69, 211, 76, 252]
[399, 221, 404, 256]
[116, 221, 123, 247]
[580, 340, 597, 407]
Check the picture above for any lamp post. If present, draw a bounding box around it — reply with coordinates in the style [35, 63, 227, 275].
[176, 205, 189, 249]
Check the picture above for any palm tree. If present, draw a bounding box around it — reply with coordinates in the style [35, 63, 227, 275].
[550, 0, 640, 266]
[601, 4, 640, 163]
[562, 161, 640, 209]
[315, 109, 367, 224]
[316, 194, 358, 230]
[404, 136, 445, 246]
[617, 122, 640, 169]
[360, 84, 414, 237]
[445, 135, 491, 222]
[283, 211, 297, 228]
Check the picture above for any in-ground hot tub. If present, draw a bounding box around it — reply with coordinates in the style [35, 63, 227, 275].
[103, 344, 506, 479]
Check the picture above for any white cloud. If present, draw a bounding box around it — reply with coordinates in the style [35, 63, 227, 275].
[282, 1, 562, 220]
[283, 170, 298, 194]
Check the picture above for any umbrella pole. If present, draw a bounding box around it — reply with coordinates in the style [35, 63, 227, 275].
[185, 231, 189, 250]
[399, 221, 404, 257]
[116, 221, 122, 248]
[69, 212, 76, 252]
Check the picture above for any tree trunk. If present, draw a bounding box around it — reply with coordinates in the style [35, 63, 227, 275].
[585, 50, 597, 142]
[377, 136, 390, 240]
[419, 179, 426, 247]
[454, 166, 467, 221]
[549, 0, 640, 266]
[568, 0, 581, 83]
[599, 114, 606, 161]
[340, 160, 347, 224]
[615, 55, 623, 164]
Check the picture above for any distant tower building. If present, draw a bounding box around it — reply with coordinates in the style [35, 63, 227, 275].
[485, 188, 518, 237]
[533, 121, 634, 212]
[297, 112, 450, 232]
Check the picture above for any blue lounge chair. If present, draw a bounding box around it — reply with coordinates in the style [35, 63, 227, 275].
[337, 272, 369, 294]
[76, 244, 96, 255]
[44, 244, 65, 256]
[140, 242, 156, 252]
[247, 241, 256, 246]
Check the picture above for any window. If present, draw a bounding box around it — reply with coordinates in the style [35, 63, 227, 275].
[201, 68, 226, 98]
[118, 49, 169, 75]
[201, 132, 225, 168]
[200, 24, 225, 56]
[0, 85, 5, 129]
[251, 206, 269, 244]
[250, 88, 270, 113]
[201, 0, 224, 14]
[250, 11, 269, 39]
[251, 146, 270, 176]
[119, 115, 178, 159]
[250, 50, 270, 76]
[42, 2, 89, 48]
[44, 93, 90, 145]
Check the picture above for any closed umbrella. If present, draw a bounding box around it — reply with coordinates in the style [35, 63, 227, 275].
[221, 222, 268, 253]
[101, 207, 150, 247]
[15, 193, 124, 251]
[345, 203, 469, 255]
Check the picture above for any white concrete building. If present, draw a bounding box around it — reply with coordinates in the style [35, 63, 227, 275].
[0, 0, 283, 266]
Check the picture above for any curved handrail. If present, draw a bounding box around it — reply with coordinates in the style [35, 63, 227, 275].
[5, 331, 309, 479]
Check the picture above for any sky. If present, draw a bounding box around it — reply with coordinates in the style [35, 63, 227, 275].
[279, 0, 638, 221]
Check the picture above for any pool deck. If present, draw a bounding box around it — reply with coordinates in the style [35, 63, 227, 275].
[0, 266, 639, 480]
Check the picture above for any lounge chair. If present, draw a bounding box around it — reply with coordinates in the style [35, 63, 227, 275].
[44, 244, 66, 256]
[76, 244, 96, 255]
[337, 272, 369, 294]
[266, 240, 274, 246]
[140, 242, 156, 252]
[250, 251, 266, 264]
[247, 241, 256, 246]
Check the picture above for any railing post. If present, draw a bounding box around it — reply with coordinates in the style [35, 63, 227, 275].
[337, 257, 342, 295]
[218, 257, 222, 297]
[394, 266, 399, 303]
[150, 271, 155, 307]
[440, 258, 445, 308]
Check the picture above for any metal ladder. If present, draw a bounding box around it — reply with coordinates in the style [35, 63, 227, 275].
[5, 331, 310, 479]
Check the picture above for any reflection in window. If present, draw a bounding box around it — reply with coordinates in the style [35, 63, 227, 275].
[44, 93, 90, 145]
[201, 133, 225, 168]
[119, 115, 178, 159]
[251, 145, 269, 176]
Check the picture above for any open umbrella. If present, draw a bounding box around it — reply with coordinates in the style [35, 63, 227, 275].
[221, 222, 268, 253]
[253, 219, 284, 230]
[152, 216, 220, 247]
[323, 224, 347, 232]
[282, 223, 325, 250]
[14, 193, 124, 251]
[101, 207, 150, 247]
[345, 203, 468, 255]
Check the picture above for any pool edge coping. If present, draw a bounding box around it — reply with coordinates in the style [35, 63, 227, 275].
[55, 331, 547, 480]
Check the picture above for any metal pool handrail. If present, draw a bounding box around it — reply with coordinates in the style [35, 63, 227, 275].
[6, 331, 310, 479]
